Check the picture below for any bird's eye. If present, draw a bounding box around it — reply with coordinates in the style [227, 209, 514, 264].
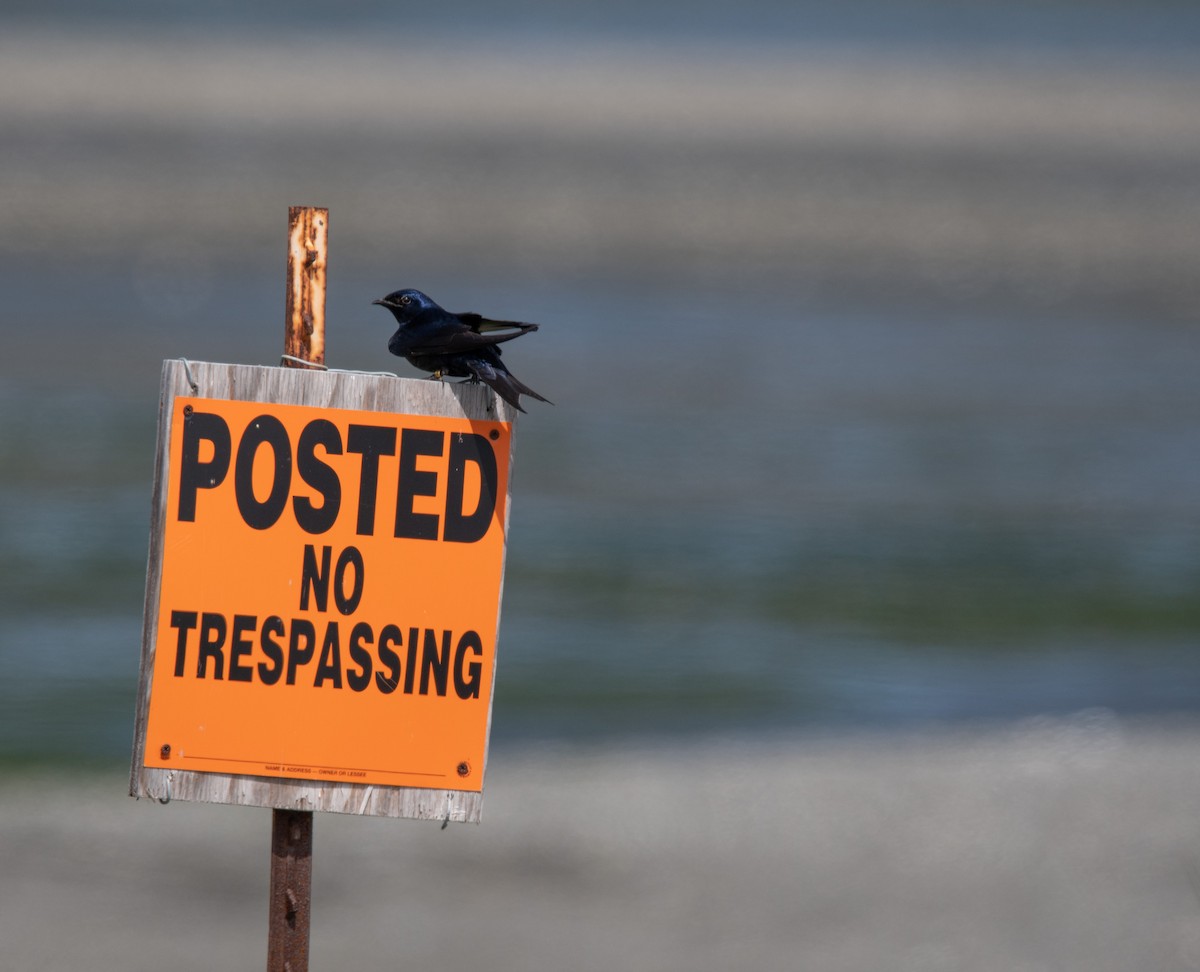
[400, 295, 411, 305]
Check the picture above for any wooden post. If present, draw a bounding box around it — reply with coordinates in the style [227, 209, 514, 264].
[268, 205, 326, 971]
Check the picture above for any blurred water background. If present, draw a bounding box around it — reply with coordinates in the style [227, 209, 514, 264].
[1, 0, 1198, 769]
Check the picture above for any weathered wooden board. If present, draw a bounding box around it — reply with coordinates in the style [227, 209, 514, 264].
[130, 359, 517, 822]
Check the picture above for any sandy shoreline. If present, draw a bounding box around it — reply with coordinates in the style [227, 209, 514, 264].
[4, 716, 1200, 970]
[3, 29, 1199, 316]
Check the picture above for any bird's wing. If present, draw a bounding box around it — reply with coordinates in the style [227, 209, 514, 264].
[408, 322, 537, 357]
[458, 313, 539, 335]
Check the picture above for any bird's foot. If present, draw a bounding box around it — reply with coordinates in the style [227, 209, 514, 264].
[427, 371, 444, 381]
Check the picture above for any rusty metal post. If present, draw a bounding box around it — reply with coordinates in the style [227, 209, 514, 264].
[268, 809, 314, 972]
[268, 205, 326, 972]
[283, 206, 328, 368]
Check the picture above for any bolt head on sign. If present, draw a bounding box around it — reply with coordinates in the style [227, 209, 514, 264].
[136, 364, 513, 799]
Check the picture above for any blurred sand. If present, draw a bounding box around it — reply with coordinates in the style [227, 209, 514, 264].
[3, 29, 1199, 315]
[5, 716, 1200, 971]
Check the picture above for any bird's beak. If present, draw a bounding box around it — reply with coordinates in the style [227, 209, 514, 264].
[371, 298, 386, 306]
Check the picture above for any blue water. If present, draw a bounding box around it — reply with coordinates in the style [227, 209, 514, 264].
[2, 269, 1198, 764]
[7, 0, 1200, 52]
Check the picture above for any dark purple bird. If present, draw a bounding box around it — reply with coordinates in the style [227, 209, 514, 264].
[373, 288, 551, 413]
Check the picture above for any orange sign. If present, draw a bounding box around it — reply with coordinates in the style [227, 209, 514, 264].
[142, 396, 510, 791]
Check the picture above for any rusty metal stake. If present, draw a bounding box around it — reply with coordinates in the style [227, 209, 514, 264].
[268, 205, 326, 972]
[283, 205, 328, 368]
[268, 809, 313, 972]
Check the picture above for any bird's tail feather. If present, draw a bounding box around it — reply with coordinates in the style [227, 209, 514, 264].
[479, 371, 552, 413]
[509, 373, 553, 406]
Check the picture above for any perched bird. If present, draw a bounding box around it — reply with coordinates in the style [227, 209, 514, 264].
[373, 288, 551, 413]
